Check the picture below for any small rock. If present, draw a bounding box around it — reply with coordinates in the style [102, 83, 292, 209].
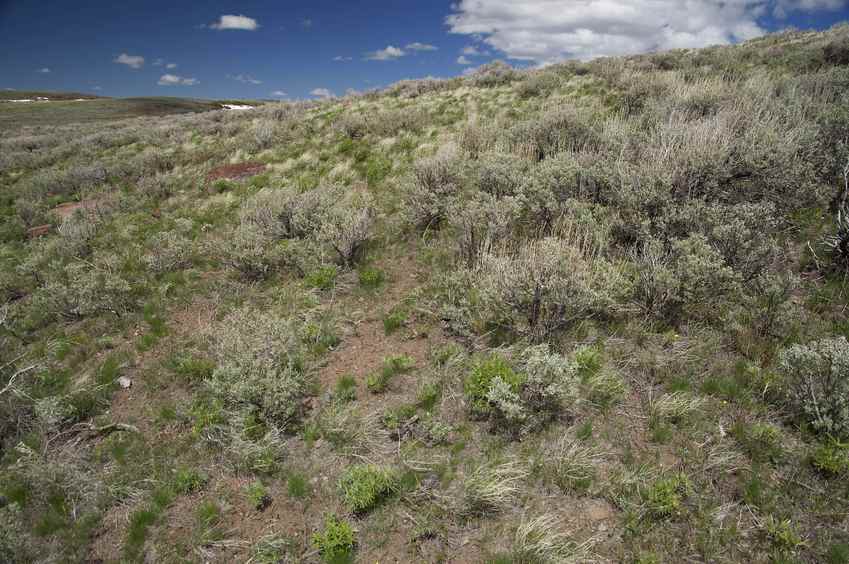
[118, 376, 132, 389]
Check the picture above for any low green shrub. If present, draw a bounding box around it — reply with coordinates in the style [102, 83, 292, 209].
[312, 514, 356, 562]
[338, 464, 398, 513]
[358, 266, 384, 289]
[465, 353, 525, 418]
[172, 467, 207, 495]
[366, 354, 414, 394]
[246, 480, 271, 511]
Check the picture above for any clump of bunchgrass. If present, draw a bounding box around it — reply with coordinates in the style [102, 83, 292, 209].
[511, 513, 596, 564]
[462, 460, 528, 515]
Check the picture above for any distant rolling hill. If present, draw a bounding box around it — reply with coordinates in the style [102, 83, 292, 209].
[0, 94, 245, 128]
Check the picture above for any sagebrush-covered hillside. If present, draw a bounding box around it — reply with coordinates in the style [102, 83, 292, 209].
[2, 24, 849, 564]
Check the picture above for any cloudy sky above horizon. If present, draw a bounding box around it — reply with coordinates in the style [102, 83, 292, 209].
[1, 1, 848, 99]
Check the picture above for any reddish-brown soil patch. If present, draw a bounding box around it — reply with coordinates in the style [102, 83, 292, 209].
[317, 253, 444, 396]
[52, 199, 99, 220]
[26, 224, 51, 238]
[206, 162, 266, 183]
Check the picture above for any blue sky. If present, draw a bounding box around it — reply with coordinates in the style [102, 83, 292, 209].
[1, 1, 848, 100]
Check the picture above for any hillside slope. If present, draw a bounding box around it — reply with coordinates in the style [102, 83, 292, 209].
[2, 25, 849, 563]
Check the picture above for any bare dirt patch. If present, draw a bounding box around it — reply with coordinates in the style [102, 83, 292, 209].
[205, 162, 266, 183]
[52, 199, 100, 220]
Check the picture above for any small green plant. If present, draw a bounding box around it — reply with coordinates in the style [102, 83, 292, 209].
[196, 499, 222, 541]
[827, 542, 849, 564]
[338, 464, 398, 513]
[172, 467, 207, 495]
[125, 507, 158, 559]
[810, 439, 849, 477]
[732, 421, 783, 464]
[334, 374, 358, 403]
[382, 308, 407, 335]
[287, 472, 308, 499]
[585, 369, 625, 409]
[416, 380, 441, 411]
[358, 266, 384, 289]
[366, 354, 415, 394]
[172, 354, 215, 383]
[573, 346, 603, 380]
[305, 265, 338, 290]
[649, 392, 705, 425]
[644, 474, 689, 519]
[246, 480, 271, 511]
[464, 354, 525, 417]
[763, 516, 804, 557]
[575, 420, 593, 440]
[312, 514, 356, 562]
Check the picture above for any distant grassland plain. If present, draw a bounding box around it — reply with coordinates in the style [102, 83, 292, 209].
[0, 94, 252, 128]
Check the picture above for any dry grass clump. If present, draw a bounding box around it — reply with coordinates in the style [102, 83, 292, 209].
[548, 437, 605, 493]
[462, 460, 528, 514]
[649, 391, 707, 424]
[512, 513, 597, 563]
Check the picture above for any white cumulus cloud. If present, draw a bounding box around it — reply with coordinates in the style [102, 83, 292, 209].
[209, 14, 259, 31]
[114, 53, 145, 69]
[270, 90, 288, 97]
[457, 56, 473, 65]
[333, 55, 353, 61]
[310, 87, 334, 99]
[36, 67, 51, 73]
[461, 45, 485, 56]
[229, 74, 263, 85]
[406, 42, 438, 51]
[366, 45, 405, 61]
[166, 63, 178, 69]
[158, 74, 198, 86]
[447, 0, 847, 64]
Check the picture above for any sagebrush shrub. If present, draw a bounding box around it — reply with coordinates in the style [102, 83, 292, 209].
[506, 108, 599, 161]
[143, 219, 194, 273]
[475, 232, 628, 341]
[450, 193, 520, 267]
[459, 123, 499, 159]
[209, 308, 306, 428]
[516, 71, 561, 99]
[253, 119, 277, 150]
[33, 257, 135, 320]
[473, 152, 528, 198]
[404, 154, 462, 231]
[468, 60, 516, 88]
[779, 337, 849, 438]
[57, 210, 98, 257]
[318, 192, 375, 266]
